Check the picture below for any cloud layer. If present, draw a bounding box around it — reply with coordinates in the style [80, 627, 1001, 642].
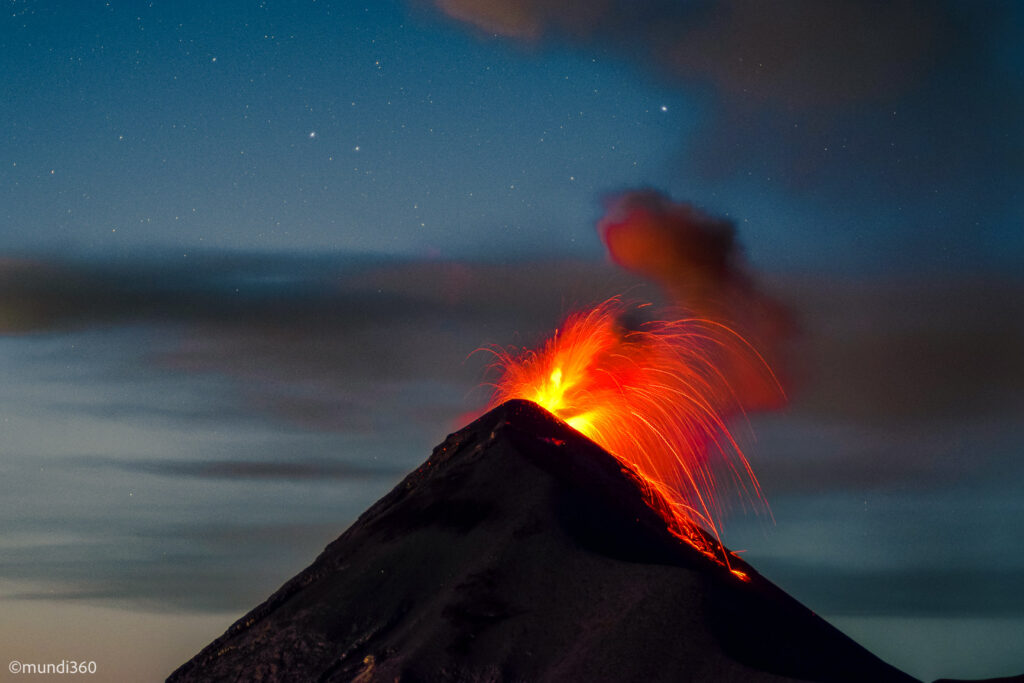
[4, 252, 1020, 455]
[3, 252, 1022, 625]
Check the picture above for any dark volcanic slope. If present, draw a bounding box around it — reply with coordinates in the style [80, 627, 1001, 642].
[169, 399, 918, 683]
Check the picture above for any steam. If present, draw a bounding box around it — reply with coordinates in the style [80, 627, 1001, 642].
[598, 190, 794, 411]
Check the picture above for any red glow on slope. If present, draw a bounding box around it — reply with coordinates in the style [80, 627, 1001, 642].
[488, 299, 775, 574]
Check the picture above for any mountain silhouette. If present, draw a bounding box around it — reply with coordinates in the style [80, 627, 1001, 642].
[169, 399, 918, 682]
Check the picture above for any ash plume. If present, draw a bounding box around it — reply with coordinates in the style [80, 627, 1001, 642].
[598, 190, 794, 412]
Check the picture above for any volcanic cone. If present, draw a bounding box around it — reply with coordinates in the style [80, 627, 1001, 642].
[168, 399, 917, 682]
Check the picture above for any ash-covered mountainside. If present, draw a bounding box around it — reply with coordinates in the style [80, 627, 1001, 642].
[168, 399, 917, 683]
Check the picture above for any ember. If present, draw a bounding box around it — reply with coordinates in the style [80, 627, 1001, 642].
[488, 298, 777, 573]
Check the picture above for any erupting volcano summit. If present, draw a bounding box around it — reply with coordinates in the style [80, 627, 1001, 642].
[169, 399, 916, 682]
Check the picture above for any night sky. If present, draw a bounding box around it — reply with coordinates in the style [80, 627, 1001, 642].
[2, 1, 1022, 681]
[6, 0, 1019, 270]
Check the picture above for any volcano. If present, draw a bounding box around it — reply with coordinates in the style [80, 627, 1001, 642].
[168, 400, 917, 682]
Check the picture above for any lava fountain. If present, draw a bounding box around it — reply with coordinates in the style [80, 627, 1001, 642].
[487, 297, 779, 575]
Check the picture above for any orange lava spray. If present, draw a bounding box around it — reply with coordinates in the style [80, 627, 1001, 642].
[487, 298, 775, 575]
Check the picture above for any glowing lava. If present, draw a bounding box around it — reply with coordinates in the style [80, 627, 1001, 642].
[488, 298, 775, 575]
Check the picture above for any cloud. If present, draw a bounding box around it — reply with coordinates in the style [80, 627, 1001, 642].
[0, 253, 644, 434]
[597, 190, 795, 411]
[433, 0, 613, 40]
[427, 1, 1023, 268]
[782, 274, 1024, 426]
[433, 0, 941, 107]
[0, 522, 346, 612]
[4, 252, 1022, 618]
[4, 251, 1021, 490]
[5, 252, 1020, 432]
[0, 252, 640, 336]
[756, 560, 1024, 617]
[86, 456, 404, 481]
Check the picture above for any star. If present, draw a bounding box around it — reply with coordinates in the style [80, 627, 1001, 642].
[309, 131, 317, 139]
[660, 105, 668, 112]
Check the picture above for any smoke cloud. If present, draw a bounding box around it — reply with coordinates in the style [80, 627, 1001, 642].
[598, 191, 795, 411]
[432, 0, 939, 107]
[428, 0, 1021, 264]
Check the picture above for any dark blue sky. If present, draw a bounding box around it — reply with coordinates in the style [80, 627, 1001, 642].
[4, 1, 688, 260]
[4, 0, 1020, 272]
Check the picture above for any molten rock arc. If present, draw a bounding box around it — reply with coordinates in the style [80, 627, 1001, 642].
[487, 298, 776, 565]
